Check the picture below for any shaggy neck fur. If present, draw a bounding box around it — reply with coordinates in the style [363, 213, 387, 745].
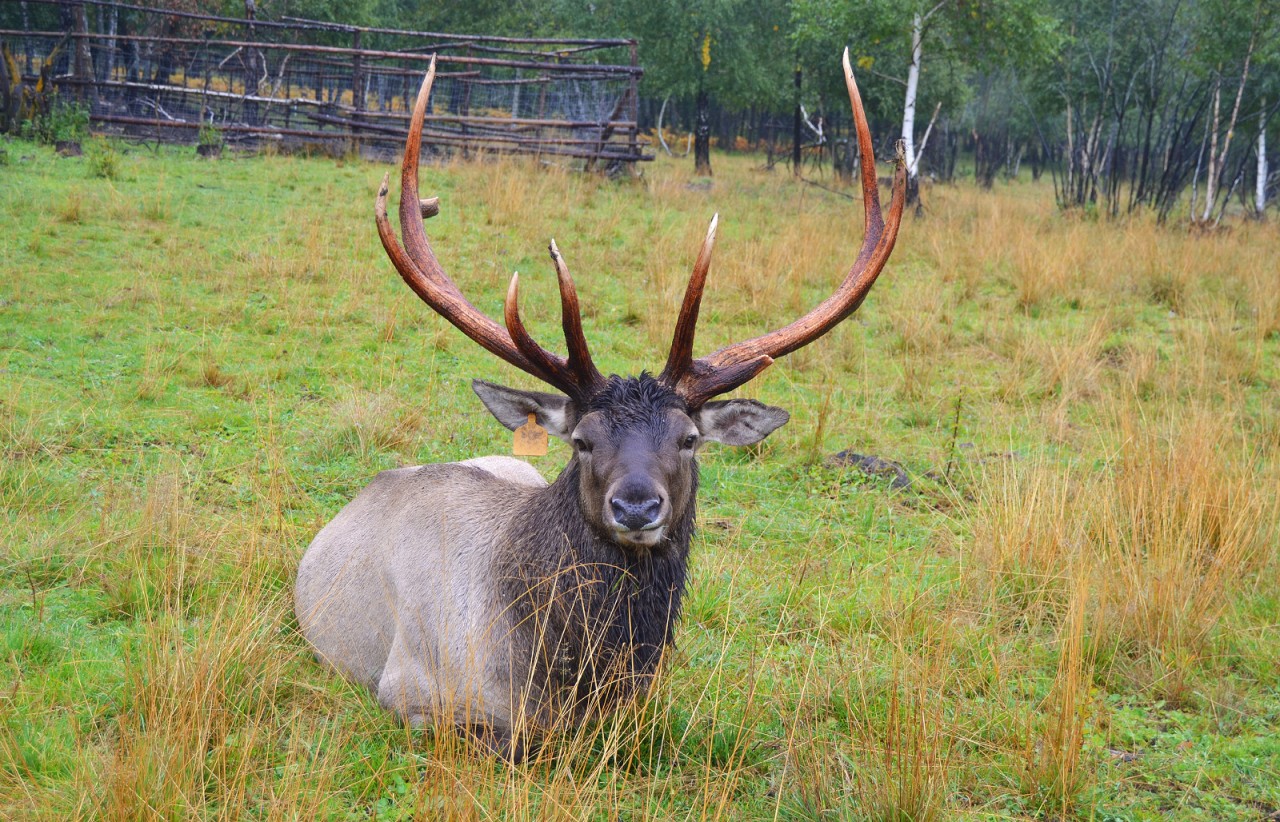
[497, 380, 697, 719]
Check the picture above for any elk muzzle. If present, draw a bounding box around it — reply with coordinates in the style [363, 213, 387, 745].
[605, 475, 670, 547]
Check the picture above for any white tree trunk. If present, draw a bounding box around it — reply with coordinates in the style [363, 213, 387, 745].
[1200, 76, 1222, 223]
[656, 95, 674, 157]
[901, 12, 923, 180]
[1257, 100, 1268, 217]
[1065, 102, 1074, 198]
[1201, 27, 1257, 223]
[1191, 117, 1208, 222]
[916, 101, 942, 169]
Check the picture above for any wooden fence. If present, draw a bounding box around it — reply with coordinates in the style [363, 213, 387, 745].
[2, 0, 651, 167]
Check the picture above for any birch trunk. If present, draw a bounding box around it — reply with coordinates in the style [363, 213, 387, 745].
[901, 12, 923, 205]
[656, 96, 673, 157]
[1199, 76, 1221, 222]
[1064, 102, 1074, 204]
[1257, 100, 1268, 218]
[1201, 27, 1257, 223]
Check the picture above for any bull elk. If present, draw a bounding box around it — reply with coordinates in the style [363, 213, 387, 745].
[295, 49, 905, 760]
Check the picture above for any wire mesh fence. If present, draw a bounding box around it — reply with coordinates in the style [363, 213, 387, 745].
[2, 0, 650, 168]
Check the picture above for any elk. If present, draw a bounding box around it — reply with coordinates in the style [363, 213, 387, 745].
[295, 49, 905, 761]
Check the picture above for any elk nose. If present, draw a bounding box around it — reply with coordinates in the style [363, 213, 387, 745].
[610, 494, 663, 531]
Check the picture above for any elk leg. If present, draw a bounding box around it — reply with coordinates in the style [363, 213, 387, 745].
[456, 722, 526, 764]
[375, 632, 440, 725]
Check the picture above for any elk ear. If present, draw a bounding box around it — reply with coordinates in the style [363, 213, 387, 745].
[692, 399, 790, 446]
[471, 379, 578, 442]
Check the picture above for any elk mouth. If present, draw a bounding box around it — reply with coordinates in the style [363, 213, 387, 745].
[610, 522, 667, 549]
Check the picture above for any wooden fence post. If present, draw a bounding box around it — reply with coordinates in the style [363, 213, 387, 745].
[351, 28, 365, 147]
[627, 41, 639, 175]
[459, 44, 473, 159]
[243, 0, 259, 126]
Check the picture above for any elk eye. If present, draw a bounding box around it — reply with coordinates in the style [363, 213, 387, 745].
[573, 437, 592, 454]
[681, 433, 698, 450]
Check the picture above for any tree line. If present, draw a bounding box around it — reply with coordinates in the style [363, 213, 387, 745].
[5, 0, 1277, 221]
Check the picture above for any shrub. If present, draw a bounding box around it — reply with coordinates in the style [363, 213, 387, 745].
[23, 94, 90, 145]
[197, 123, 224, 149]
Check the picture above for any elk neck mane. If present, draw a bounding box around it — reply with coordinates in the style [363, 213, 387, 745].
[495, 375, 697, 707]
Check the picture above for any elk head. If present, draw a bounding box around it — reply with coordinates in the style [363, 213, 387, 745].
[374, 51, 905, 550]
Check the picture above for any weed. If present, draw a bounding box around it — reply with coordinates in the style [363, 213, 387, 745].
[86, 137, 121, 180]
[56, 188, 84, 223]
[330, 389, 428, 458]
[199, 359, 235, 390]
[141, 178, 173, 222]
[1021, 572, 1095, 816]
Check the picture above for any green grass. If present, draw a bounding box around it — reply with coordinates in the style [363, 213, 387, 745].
[2, 136, 1279, 819]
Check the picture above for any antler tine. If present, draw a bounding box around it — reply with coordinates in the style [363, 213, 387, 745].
[503, 273, 572, 391]
[374, 58, 556, 385]
[549, 240, 605, 394]
[665, 48, 907, 407]
[658, 214, 717, 387]
[501, 245, 607, 400]
[847, 47, 885, 259]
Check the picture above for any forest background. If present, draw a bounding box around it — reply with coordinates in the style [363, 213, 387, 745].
[4, 0, 1277, 221]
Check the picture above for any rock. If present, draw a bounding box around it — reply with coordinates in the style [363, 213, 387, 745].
[827, 450, 912, 490]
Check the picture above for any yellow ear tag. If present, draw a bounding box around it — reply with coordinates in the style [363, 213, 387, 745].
[513, 412, 548, 456]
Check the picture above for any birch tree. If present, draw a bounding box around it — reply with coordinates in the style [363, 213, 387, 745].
[1257, 100, 1269, 218]
[897, 5, 944, 206]
[1182, 0, 1275, 225]
[1196, 30, 1258, 224]
[794, 0, 1055, 207]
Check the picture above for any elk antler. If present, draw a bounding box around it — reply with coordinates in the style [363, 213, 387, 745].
[659, 48, 907, 408]
[375, 56, 604, 400]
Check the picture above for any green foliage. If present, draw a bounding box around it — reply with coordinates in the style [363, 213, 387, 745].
[501, 0, 795, 108]
[21, 94, 89, 145]
[791, 0, 1059, 126]
[197, 123, 224, 149]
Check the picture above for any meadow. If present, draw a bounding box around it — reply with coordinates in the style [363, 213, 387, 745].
[1, 135, 1278, 820]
